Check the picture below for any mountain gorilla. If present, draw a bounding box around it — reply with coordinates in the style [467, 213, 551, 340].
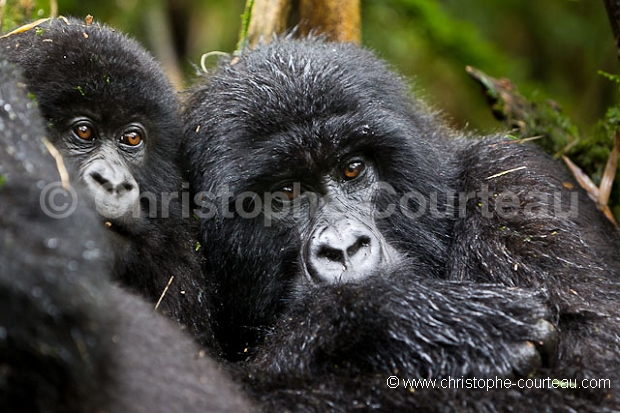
[183, 38, 620, 411]
[0, 17, 215, 347]
[0, 58, 251, 413]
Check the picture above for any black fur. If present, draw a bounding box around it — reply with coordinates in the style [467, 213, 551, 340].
[0, 18, 215, 347]
[0, 58, 251, 413]
[183, 38, 620, 411]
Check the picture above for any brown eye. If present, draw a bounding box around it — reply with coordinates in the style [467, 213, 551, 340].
[343, 160, 365, 180]
[120, 131, 142, 146]
[281, 183, 300, 201]
[75, 124, 93, 140]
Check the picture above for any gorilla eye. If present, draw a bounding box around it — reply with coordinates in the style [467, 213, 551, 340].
[343, 160, 365, 180]
[120, 131, 142, 147]
[73, 123, 94, 140]
[270, 182, 303, 205]
[119, 124, 146, 148]
[281, 183, 300, 201]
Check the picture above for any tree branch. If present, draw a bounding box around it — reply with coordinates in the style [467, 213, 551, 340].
[603, 0, 620, 61]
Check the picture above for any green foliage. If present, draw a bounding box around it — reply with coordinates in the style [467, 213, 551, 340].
[597, 72, 620, 145]
[398, 0, 511, 72]
[236, 0, 254, 52]
[512, 75, 620, 222]
[27, 92, 38, 106]
[598, 70, 620, 86]
[3, 0, 619, 218]
[521, 92, 581, 157]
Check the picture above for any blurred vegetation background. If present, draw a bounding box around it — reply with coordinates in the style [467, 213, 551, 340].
[3, 0, 617, 134]
[3, 0, 620, 218]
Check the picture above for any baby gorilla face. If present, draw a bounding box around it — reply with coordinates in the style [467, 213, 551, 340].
[74, 120, 145, 224]
[0, 18, 183, 235]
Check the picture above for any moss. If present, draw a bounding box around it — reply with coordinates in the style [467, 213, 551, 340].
[27, 92, 38, 107]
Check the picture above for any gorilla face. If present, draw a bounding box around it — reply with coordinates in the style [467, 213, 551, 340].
[253, 136, 403, 284]
[186, 39, 451, 281]
[0, 17, 182, 232]
[296, 156, 399, 284]
[63, 117, 145, 223]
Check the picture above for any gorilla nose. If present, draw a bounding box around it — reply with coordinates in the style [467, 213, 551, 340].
[90, 170, 136, 195]
[82, 160, 140, 219]
[308, 219, 382, 283]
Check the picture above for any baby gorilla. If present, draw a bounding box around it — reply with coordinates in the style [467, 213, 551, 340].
[0, 58, 251, 413]
[183, 38, 620, 411]
[0, 17, 214, 347]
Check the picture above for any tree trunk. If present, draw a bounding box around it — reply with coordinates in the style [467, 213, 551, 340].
[246, 0, 360, 47]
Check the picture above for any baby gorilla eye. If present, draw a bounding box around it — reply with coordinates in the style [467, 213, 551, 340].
[343, 160, 365, 180]
[118, 124, 146, 148]
[120, 131, 142, 147]
[73, 122, 94, 140]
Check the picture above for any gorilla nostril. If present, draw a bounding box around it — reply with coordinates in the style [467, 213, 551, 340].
[122, 181, 135, 193]
[82, 160, 141, 220]
[89, 170, 134, 195]
[306, 220, 385, 283]
[347, 236, 371, 257]
[90, 171, 109, 187]
[317, 246, 345, 264]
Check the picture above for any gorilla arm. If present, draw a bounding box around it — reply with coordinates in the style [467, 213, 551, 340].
[249, 270, 556, 380]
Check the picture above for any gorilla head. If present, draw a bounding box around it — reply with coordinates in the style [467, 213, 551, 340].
[183, 38, 474, 358]
[0, 17, 182, 228]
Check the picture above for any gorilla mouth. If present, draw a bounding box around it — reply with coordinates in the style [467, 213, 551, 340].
[101, 216, 136, 238]
[99, 198, 151, 237]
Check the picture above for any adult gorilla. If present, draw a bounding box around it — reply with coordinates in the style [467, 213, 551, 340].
[183, 37, 620, 411]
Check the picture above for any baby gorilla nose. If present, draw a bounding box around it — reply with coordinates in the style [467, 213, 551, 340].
[90, 170, 136, 196]
[82, 159, 140, 220]
[308, 219, 382, 283]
